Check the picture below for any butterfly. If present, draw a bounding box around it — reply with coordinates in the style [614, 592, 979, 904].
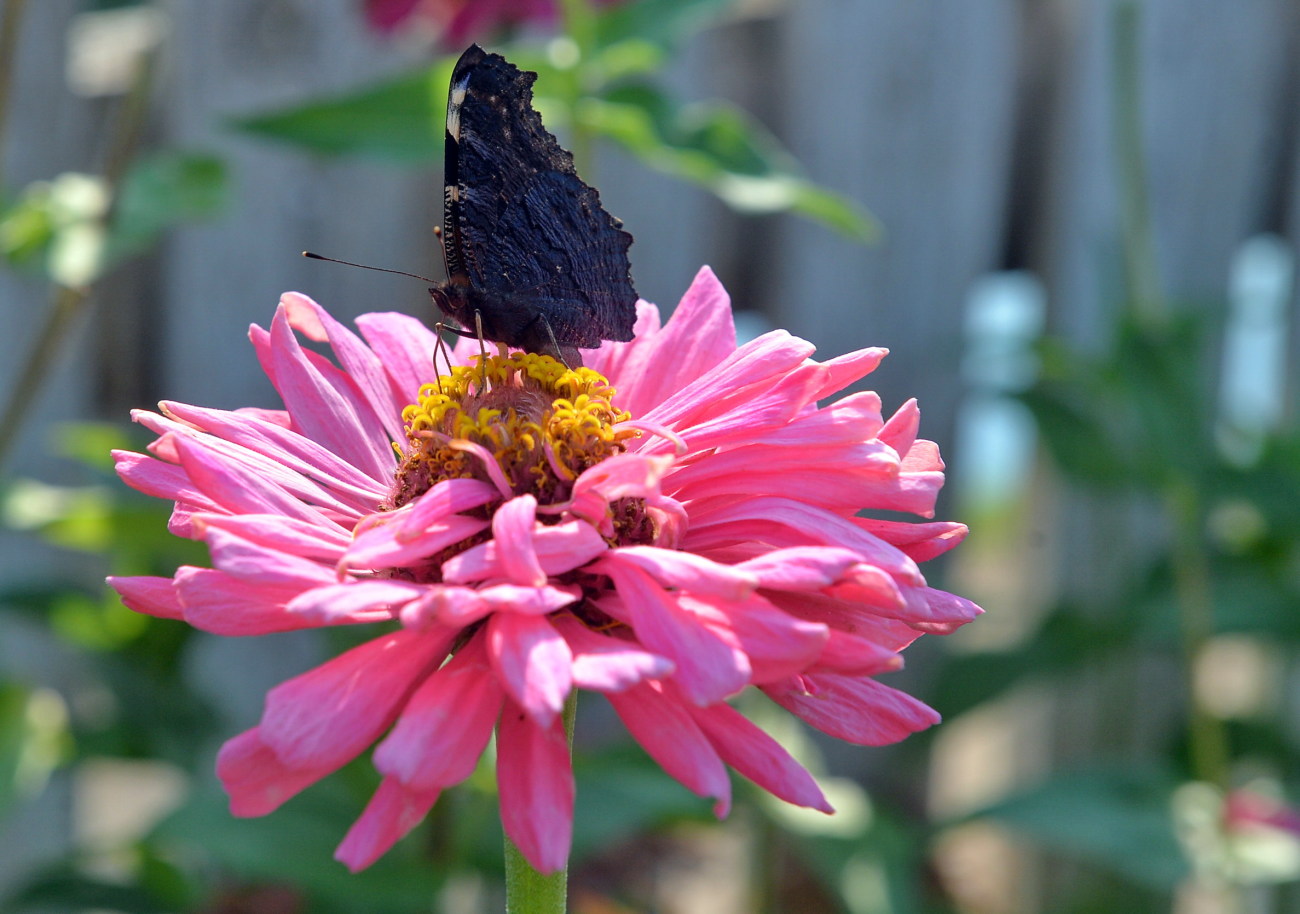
[430, 44, 638, 367]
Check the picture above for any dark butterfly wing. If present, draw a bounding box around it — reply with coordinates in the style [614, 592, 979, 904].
[441, 44, 637, 350]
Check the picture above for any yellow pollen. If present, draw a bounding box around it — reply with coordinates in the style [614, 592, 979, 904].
[390, 352, 636, 507]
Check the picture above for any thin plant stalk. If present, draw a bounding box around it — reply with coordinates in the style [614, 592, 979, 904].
[0, 47, 154, 469]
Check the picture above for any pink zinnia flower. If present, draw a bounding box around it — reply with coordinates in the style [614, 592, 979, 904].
[363, 0, 620, 44]
[109, 267, 981, 873]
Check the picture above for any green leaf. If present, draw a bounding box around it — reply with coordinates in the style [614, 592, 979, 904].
[232, 62, 454, 162]
[0, 681, 69, 819]
[595, 0, 740, 50]
[962, 767, 1189, 889]
[107, 152, 228, 263]
[583, 87, 879, 242]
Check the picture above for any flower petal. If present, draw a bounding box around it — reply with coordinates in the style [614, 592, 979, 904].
[497, 701, 574, 874]
[605, 266, 737, 416]
[486, 613, 572, 728]
[598, 562, 749, 704]
[335, 776, 440, 872]
[688, 701, 832, 813]
[107, 575, 184, 620]
[217, 727, 337, 816]
[606, 681, 731, 817]
[552, 615, 674, 691]
[443, 518, 606, 584]
[260, 628, 455, 769]
[373, 634, 504, 792]
[765, 674, 940, 745]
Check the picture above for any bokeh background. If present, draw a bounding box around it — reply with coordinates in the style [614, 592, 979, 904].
[2, 0, 1299, 911]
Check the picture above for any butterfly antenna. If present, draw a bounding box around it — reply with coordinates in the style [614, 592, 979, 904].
[433, 226, 452, 280]
[302, 251, 436, 284]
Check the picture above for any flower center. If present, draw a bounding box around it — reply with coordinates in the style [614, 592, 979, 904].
[392, 351, 638, 509]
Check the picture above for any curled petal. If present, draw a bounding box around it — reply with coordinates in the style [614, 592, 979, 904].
[487, 613, 573, 728]
[335, 776, 440, 873]
[765, 674, 940, 746]
[688, 701, 832, 813]
[553, 615, 674, 691]
[373, 635, 504, 792]
[599, 561, 749, 705]
[607, 682, 731, 817]
[491, 495, 547, 587]
[260, 629, 455, 770]
[602, 546, 756, 601]
[217, 727, 336, 817]
[497, 701, 575, 875]
[108, 575, 184, 620]
[284, 580, 423, 624]
[443, 518, 606, 584]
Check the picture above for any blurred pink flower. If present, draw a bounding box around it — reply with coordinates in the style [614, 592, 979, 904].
[1225, 789, 1300, 838]
[363, 0, 619, 44]
[109, 267, 980, 873]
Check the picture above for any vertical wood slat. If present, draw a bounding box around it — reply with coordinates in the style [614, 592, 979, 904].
[770, 0, 1021, 476]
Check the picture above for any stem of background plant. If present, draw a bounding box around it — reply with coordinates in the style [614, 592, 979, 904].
[0, 0, 30, 191]
[1110, 1, 1165, 324]
[0, 48, 153, 470]
[1110, 2, 1231, 794]
[557, 0, 597, 174]
[1166, 480, 1230, 789]
[503, 691, 577, 914]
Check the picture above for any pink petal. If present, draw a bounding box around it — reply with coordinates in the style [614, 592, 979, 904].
[158, 401, 386, 511]
[442, 518, 606, 583]
[603, 547, 756, 601]
[335, 776, 440, 872]
[811, 630, 904, 675]
[680, 592, 827, 685]
[552, 615, 674, 691]
[202, 527, 336, 587]
[486, 613, 573, 728]
[765, 674, 940, 745]
[490, 500, 549, 565]
[853, 518, 969, 562]
[354, 311, 442, 402]
[688, 701, 832, 812]
[112, 449, 223, 520]
[606, 681, 731, 816]
[193, 513, 350, 562]
[598, 562, 750, 705]
[496, 701, 574, 874]
[279, 292, 408, 446]
[284, 580, 425, 624]
[174, 567, 318, 635]
[395, 477, 498, 539]
[260, 628, 456, 769]
[767, 591, 922, 654]
[107, 575, 184, 619]
[809, 347, 889, 400]
[566, 453, 673, 530]
[606, 266, 737, 417]
[173, 435, 338, 527]
[736, 547, 865, 591]
[373, 634, 504, 792]
[638, 333, 821, 450]
[262, 306, 394, 482]
[685, 497, 923, 585]
[342, 512, 488, 573]
[217, 727, 337, 816]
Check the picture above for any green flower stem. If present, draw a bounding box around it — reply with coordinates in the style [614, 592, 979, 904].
[503, 690, 577, 914]
[1111, 1, 1165, 324]
[1166, 480, 1230, 789]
